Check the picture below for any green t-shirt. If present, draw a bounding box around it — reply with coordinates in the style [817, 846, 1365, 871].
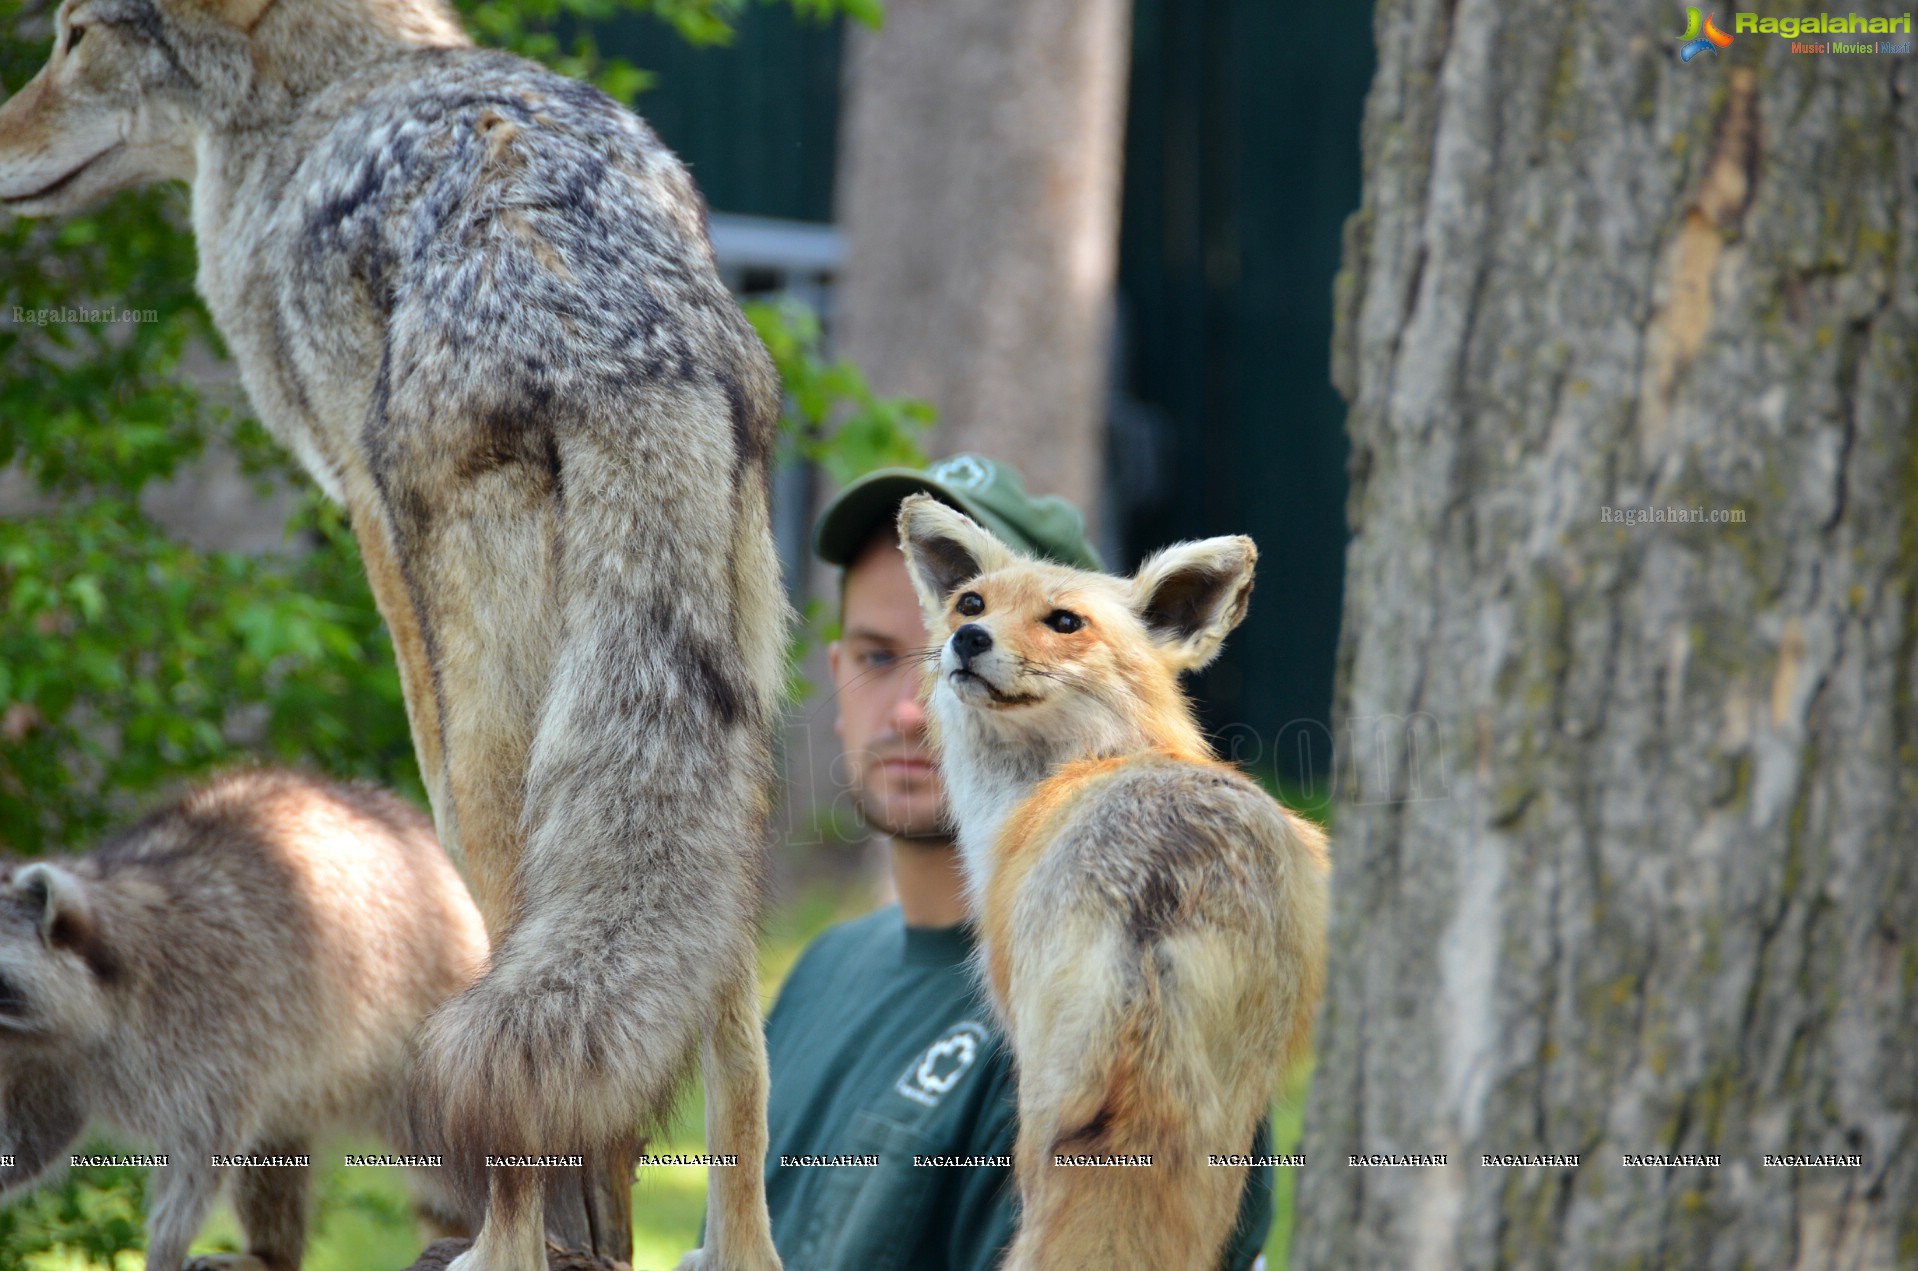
[756, 904, 1274, 1270]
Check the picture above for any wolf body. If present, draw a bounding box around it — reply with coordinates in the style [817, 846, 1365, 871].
[0, 769, 487, 1271]
[897, 495, 1330, 1271]
[0, 2, 788, 1268]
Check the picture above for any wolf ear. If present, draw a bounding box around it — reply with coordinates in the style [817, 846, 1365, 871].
[1129, 536, 1258, 672]
[897, 495, 1018, 620]
[12, 863, 90, 952]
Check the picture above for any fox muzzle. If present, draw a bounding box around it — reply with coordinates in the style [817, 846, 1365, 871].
[951, 623, 993, 667]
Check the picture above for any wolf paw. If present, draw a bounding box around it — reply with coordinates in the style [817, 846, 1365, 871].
[182, 1256, 270, 1271]
[443, 1243, 559, 1271]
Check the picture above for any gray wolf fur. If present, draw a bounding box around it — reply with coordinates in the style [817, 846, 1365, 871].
[0, 768, 488, 1271]
[897, 496, 1331, 1271]
[0, 1, 789, 1268]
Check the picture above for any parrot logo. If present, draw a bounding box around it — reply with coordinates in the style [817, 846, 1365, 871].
[1679, 8, 1736, 61]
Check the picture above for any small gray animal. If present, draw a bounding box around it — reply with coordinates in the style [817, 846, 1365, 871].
[0, 768, 489, 1271]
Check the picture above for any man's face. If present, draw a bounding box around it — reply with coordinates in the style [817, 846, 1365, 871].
[828, 533, 947, 840]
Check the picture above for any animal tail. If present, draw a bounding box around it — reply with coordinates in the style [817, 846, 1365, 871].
[1003, 810, 1327, 1271]
[1001, 927, 1255, 1271]
[410, 376, 788, 1209]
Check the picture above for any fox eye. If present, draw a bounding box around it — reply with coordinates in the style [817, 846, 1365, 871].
[64, 23, 86, 53]
[955, 592, 984, 617]
[1044, 610, 1084, 634]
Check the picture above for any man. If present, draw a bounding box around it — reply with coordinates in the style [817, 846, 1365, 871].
[753, 454, 1276, 1270]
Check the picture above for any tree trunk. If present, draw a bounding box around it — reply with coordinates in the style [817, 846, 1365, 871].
[832, 0, 1131, 516]
[543, 1141, 637, 1266]
[1295, 4, 1917, 1268]
[402, 1239, 623, 1271]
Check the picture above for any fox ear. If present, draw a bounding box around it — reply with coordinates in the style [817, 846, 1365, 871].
[897, 495, 1017, 621]
[12, 863, 90, 952]
[1130, 536, 1258, 672]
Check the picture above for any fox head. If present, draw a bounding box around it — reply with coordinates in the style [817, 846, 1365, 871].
[0, 0, 467, 216]
[897, 494, 1257, 765]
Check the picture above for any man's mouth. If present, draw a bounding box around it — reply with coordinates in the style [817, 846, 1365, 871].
[948, 667, 1041, 707]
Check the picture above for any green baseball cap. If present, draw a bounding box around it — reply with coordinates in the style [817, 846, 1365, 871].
[813, 453, 1104, 570]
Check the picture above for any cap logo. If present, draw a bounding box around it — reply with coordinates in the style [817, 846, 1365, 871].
[929, 455, 993, 490]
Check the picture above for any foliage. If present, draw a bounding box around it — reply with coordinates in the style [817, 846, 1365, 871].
[0, 1156, 145, 1271]
[1, 493, 417, 852]
[745, 298, 933, 485]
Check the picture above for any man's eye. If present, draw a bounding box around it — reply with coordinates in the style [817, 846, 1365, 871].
[956, 592, 984, 617]
[1044, 610, 1084, 634]
[862, 650, 896, 668]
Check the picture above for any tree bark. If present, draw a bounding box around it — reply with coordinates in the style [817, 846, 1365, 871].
[832, 0, 1131, 517]
[1295, 4, 1917, 1268]
[542, 1141, 637, 1267]
[402, 1239, 624, 1271]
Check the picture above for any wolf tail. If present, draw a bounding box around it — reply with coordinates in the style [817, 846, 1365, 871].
[409, 372, 788, 1219]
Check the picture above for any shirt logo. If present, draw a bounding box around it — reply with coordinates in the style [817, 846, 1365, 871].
[895, 1022, 988, 1108]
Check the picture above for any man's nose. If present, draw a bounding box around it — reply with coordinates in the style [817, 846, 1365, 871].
[952, 624, 992, 665]
[891, 674, 926, 730]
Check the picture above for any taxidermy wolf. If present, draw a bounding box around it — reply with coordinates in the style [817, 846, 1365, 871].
[0, 0, 788, 1266]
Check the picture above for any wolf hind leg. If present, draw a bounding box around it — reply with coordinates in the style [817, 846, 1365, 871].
[446, 1171, 545, 1271]
[673, 947, 781, 1271]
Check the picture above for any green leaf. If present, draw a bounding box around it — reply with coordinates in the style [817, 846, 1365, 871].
[66, 575, 107, 623]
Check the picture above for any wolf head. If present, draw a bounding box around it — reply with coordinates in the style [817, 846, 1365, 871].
[0, 0, 469, 215]
[897, 493, 1257, 761]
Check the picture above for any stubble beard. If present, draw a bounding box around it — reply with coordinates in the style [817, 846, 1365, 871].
[852, 785, 951, 846]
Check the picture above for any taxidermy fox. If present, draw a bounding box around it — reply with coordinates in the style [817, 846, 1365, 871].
[0, 1, 787, 1268]
[897, 494, 1330, 1271]
[0, 769, 486, 1271]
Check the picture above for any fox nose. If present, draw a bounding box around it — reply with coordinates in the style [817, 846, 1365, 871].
[952, 624, 993, 665]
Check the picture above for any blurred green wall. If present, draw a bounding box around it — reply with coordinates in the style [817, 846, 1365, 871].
[1118, 0, 1372, 787]
[600, 6, 844, 223]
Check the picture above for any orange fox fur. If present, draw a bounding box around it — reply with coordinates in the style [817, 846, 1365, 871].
[898, 494, 1330, 1271]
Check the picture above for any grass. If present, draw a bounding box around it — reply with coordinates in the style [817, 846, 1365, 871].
[11, 885, 1312, 1270]
[1264, 1060, 1314, 1271]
